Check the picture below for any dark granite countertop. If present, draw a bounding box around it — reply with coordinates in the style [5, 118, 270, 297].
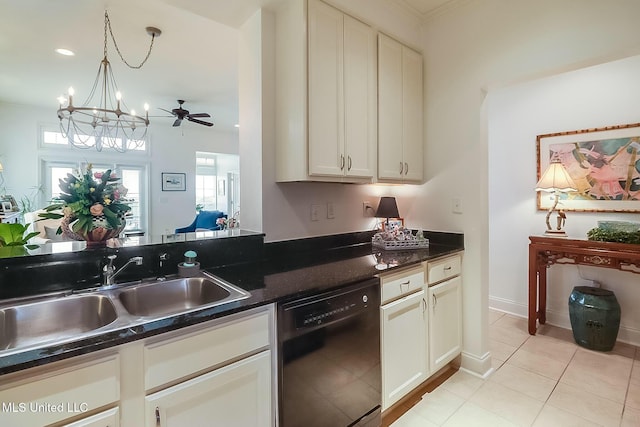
[208, 241, 463, 307]
[0, 233, 463, 375]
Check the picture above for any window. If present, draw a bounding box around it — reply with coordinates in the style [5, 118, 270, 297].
[39, 125, 149, 235]
[41, 160, 148, 235]
[90, 163, 146, 233]
[42, 130, 146, 152]
[195, 153, 218, 211]
[195, 152, 240, 215]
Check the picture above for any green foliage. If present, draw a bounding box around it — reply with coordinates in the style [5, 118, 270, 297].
[0, 223, 39, 249]
[587, 227, 640, 244]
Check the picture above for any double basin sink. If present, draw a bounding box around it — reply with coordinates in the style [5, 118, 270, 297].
[0, 274, 251, 356]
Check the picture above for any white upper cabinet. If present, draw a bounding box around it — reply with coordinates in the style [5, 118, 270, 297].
[378, 33, 424, 183]
[276, 0, 376, 182]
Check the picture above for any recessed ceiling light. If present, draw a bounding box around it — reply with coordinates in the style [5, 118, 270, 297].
[55, 48, 75, 56]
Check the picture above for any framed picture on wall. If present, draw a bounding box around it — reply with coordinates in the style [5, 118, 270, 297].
[161, 172, 186, 191]
[537, 122, 640, 213]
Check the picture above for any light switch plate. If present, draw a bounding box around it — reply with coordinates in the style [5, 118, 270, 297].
[311, 204, 320, 221]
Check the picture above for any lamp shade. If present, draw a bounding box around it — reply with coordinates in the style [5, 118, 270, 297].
[535, 159, 577, 193]
[375, 197, 400, 219]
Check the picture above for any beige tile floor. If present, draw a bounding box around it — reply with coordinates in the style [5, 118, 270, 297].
[391, 309, 640, 427]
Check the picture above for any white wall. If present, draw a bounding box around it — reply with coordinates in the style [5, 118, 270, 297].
[488, 55, 640, 344]
[0, 101, 239, 237]
[420, 0, 640, 371]
[149, 122, 238, 235]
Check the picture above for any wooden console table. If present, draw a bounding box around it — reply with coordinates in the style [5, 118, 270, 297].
[528, 235, 640, 335]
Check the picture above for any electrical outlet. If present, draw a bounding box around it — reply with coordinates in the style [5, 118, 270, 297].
[363, 201, 374, 217]
[452, 198, 462, 214]
[311, 204, 320, 221]
[327, 202, 335, 219]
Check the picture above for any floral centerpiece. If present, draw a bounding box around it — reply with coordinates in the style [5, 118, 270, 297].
[40, 164, 130, 245]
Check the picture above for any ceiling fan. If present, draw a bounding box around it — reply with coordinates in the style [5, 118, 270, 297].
[160, 100, 213, 127]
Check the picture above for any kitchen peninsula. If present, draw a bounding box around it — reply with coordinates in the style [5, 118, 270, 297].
[0, 230, 463, 426]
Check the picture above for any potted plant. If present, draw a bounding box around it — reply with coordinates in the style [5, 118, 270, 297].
[0, 222, 39, 256]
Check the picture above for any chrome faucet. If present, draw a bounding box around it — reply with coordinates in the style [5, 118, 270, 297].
[103, 255, 144, 286]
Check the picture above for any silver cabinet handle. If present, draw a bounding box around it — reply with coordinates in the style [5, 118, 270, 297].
[340, 155, 345, 170]
[444, 266, 452, 271]
[432, 294, 437, 309]
[156, 407, 161, 427]
[347, 156, 352, 171]
[422, 297, 427, 313]
[400, 161, 404, 175]
[404, 162, 409, 175]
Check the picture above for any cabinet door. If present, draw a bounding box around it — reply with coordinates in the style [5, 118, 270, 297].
[381, 290, 427, 411]
[377, 33, 404, 181]
[308, 0, 344, 177]
[0, 354, 119, 427]
[428, 276, 462, 372]
[62, 407, 119, 427]
[343, 14, 376, 178]
[401, 46, 423, 182]
[146, 350, 272, 427]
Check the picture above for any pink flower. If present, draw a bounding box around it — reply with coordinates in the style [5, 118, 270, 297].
[90, 203, 104, 216]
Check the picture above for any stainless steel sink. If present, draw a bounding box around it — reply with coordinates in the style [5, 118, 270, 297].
[0, 294, 118, 351]
[0, 273, 251, 357]
[117, 276, 250, 318]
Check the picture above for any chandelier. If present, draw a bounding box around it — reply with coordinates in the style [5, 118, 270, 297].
[57, 11, 161, 152]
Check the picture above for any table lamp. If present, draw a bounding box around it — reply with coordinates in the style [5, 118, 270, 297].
[375, 197, 400, 229]
[535, 157, 577, 237]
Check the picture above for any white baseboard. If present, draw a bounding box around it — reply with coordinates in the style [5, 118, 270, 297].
[459, 350, 493, 379]
[489, 296, 640, 347]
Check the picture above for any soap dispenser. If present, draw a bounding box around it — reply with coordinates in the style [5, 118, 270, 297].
[178, 250, 201, 278]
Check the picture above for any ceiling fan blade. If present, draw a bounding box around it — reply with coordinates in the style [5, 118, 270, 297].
[188, 113, 211, 118]
[159, 107, 175, 115]
[172, 118, 183, 127]
[187, 117, 214, 127]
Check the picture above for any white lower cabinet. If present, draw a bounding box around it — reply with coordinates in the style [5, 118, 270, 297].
[62, 407, 120, 427]
[381, 289, 427, 411]
[0, 353, 120, 427]
[428, 276, 462, 373]
[0, 305, 275, 427]
[379, 253, 464, 413]
[146, 350, 272, 427]
[426, 254, 463, 374]
[379, 264, 427, 412]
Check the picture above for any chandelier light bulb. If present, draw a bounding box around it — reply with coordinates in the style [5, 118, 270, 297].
[115, 92, 122, 101]
[68, 87, 75, 96]
[57, 96, 66, 106]
[131, 109, 136, 117]
[144, 103, 149, 111]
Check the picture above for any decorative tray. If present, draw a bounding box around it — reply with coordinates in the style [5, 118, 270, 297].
[371, 237, 429, 251]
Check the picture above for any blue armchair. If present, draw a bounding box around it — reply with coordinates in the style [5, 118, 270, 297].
[175, 210, 227, 233]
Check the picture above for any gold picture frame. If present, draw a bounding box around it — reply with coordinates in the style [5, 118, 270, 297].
[537, 122, 640, 212]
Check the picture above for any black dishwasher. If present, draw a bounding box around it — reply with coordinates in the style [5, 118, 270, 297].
[278, 278, 381, 427]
